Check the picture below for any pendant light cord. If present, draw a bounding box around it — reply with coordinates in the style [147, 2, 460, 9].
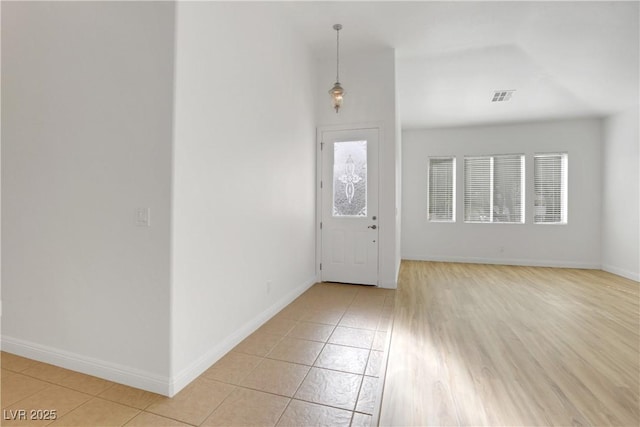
[336, 26, 340, 83]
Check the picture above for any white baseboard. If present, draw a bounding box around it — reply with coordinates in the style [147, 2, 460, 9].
[377, 281, 398, 289]
[602, 264, 640, 282]
[376, 263, 400, 289]
[401, 255, 600, 270]
[168, 274, 318, 396]
[1, 335, 170, 395]
[2, 274, 319, 397]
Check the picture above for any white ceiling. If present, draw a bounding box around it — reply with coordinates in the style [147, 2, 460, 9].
[278, 1, 639, 128]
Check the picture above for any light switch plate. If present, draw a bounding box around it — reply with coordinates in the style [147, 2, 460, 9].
[136, 208, 151, 227]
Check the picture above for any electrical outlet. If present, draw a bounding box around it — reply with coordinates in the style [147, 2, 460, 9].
[136, 208, 151, 227]
[266, 281, 272, 294]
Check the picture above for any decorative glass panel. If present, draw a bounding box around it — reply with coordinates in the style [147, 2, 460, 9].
[333, 140, 367, 217]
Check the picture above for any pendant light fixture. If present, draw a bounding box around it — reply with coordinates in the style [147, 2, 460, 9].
[329, 24, 345, 113]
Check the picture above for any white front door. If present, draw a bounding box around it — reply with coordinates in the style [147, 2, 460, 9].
[320, 128, 379, 285]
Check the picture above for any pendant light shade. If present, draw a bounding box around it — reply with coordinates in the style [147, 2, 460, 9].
[329, 24, 345, 113]
[329, 81, 345, 113]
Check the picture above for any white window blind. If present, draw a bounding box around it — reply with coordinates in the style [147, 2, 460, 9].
[534, 153, 568, 224]
[464, 154, 524, 223]
[428, 157, 456, 221]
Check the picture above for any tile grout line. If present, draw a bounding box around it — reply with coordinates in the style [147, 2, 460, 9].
[274, 283, 358, 426]
[2, 362, 192, 425]
[3, 285, 394, 427]
[1, 369, 125, 415]
[117, 405, 141, 427]
[370, 303, 395, 427]
[352, 316, 374, 418]
[45, 395, 140, 426]
[137, 410, 198, 427]
[199, 305, 318, 425]
[259, 300, 327, 426]
[193, 332, 282, 426]
[282, 396, 361, 417]
[271, 308, 307, 427]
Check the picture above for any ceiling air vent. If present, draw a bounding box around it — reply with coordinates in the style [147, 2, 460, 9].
[492, 90, 515, 102]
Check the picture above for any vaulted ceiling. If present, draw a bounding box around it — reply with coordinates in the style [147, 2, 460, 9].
[280, 1, 639, 128]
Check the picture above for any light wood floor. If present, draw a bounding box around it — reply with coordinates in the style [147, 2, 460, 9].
[379, 261, 639, 426]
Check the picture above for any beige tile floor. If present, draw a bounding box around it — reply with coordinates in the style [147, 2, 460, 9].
[1, 283, 394, 426]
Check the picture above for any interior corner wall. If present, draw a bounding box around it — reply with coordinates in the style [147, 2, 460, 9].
[602, 107, 640, 281]
[394, 52, 403, 281]
[171, 2, 317, 393]
[315, 49, 400, 288]
[0, 0, 3, 327]
[402, 118, 603, 268]
[1, 1, 174, 391]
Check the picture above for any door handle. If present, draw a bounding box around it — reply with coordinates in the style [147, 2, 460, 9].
[368, 225, 377, 230]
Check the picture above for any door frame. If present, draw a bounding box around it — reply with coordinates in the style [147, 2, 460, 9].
[316, 122, 384, 285]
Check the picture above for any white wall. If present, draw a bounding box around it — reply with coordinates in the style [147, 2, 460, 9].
[315, 49, 401, 287]
[171, 2, 317, 393]
[0, 0, 3, 324]
[402, 118, 603, 268]
[1, 2, 175, 391]
[394, 54, 403, 284]
[602, 107, 640, 281]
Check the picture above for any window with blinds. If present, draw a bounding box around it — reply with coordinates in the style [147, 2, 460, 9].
[464, 154, 524, 223]
[428, 157, 456, 222]
[534, 153, 568, 224]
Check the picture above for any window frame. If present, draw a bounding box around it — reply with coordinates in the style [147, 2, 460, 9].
[427, 156, 456, 223]
[463, 153, 525, 224]
[534, 152, 568, 225]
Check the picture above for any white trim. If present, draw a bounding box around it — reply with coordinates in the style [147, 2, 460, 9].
[602, 264, 640, 282]
[316, 121, 385, 134]
[316, 127, 323, 282]
[317, 122, 384, 286]
[168, 274, 317, 396]
[374, 260, 402, 289]
[377, 282, 398, 289]
[401, 255, 600, 270]
[2, 275, 318, 397]
[0, 336, 170, 395]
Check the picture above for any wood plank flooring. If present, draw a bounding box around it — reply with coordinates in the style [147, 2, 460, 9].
[379, 261, 639, 426]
